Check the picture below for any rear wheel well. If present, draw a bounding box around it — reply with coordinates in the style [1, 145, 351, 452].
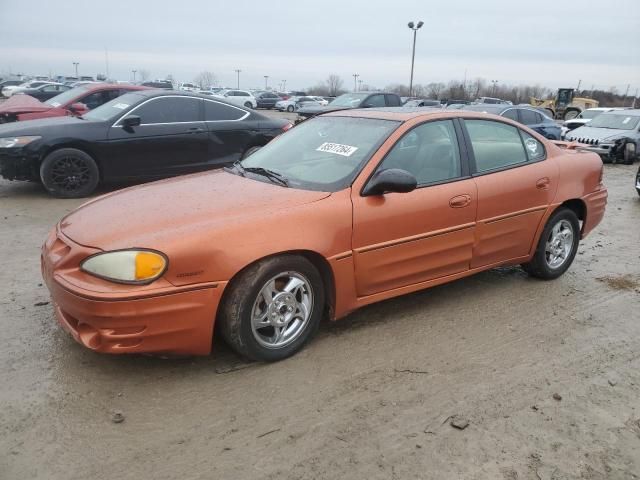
[558, 199, 586, 232]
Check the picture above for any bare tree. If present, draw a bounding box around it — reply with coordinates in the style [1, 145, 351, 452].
[138, 69, 150, 82]
[426, 82, 445, 99]
[194, 71, 217, 89]
[325, 75, 344, 96]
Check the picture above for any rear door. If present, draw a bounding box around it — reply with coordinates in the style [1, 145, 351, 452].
[461, 119, 558, 268]
[105, 96, 208, 179]
[203, 99, 255, 165]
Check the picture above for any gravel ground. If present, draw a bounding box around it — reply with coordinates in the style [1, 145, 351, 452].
[0, 151, 639, 479]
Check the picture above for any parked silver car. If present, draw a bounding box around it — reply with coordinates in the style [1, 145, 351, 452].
[565, 110, 640, 164]
[274, 96, 319, 112]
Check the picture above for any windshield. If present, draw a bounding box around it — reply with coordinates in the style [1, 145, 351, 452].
[236, 116, 399, 192]
[329, 93, 369, 107]
[588, 113, 640, 130]
[578, 109, 605, 120]
[45, 85, 90, 107]
[82, 93, 145, 121]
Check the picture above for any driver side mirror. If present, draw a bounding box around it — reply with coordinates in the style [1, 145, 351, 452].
[69, 102, 87, 114]
[122, 115, 141, 129]
[362, 168, 417, 196]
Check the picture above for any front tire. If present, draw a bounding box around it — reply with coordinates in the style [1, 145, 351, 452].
[40, 148, 99, 198]
[286, 105, 295, 112]
[623, 142, 636, 165]
[218, 255, 325, 362]
[522, 207, 580, 280]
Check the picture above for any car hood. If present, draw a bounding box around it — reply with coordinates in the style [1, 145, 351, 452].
[565, 125, 636, 142]
[60, 170, 331, 250]
[0, 94, 54, 114]
[0, 115, 86, 135]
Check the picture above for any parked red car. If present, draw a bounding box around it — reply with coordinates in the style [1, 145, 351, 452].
[0, 83, 149, 123]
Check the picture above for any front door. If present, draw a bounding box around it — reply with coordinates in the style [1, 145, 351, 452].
[352, 119, 477, 297]
[105, 96, 208, 179]
[461, 119, 559, 268]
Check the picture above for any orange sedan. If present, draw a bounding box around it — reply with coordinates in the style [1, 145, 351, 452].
[41, 109, 607, 361]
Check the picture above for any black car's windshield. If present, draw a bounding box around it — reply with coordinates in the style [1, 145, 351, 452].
[329, 93, 369, 107]
[44, 85, 91, 107]
[82, 93, 146, 121]
[588, 113, 640, 130]
[236, 116, 399, 192]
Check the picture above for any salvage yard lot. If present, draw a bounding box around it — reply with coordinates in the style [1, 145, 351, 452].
[1, 164, 639, 479]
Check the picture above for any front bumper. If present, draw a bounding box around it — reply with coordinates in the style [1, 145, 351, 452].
[42, 228, 227, 356]
[0, 148, 38, 180]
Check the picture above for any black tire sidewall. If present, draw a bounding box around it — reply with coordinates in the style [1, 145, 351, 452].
[220, 255, 325, 362]
[40, 148, 99, 198]
[623, 142, 636, 165]
[287, 105, 294, 112]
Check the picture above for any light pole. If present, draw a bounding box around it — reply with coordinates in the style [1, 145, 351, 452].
[407, 21, 423, 97]
[353, 73, 359, 92]
[72, 62, 79, 78]
[282, 80, 286, 92]
[264, 75, 269, 89]
[358, 79, 363, 91]
[491, 79, 498, 96]
[234, 69, 241, 89]
[132, 70, 137, 82]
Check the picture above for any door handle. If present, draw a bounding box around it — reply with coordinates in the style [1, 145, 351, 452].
[188, 127, 204, 133]
[536, 177, 550, 189]
[449, 194, 471, 208]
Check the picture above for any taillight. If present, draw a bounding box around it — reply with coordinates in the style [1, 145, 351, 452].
[282, 123, 293, 132]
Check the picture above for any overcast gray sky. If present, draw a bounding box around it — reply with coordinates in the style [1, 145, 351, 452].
[1, 0, 638, 93]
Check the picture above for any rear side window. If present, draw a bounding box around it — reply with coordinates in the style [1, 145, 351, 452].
[134, 97, 201, 124]
[465, 120, 528, 173]
[502, 109, 518, 121]
[385, 94, 401, 107]
[364, 95, 385, 107]
[520, 131, 546, 162]
[204, 100, 247, 121]
[520, 109, 540, 125]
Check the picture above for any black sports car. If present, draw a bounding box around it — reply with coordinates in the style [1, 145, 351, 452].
[14, 83, 72, 102]
[0, 90, 291, 198]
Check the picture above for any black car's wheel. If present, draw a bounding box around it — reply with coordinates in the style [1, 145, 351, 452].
[218, 255, 325, 362]
[241, 146, 261, 159]
[623, 142, 636, 165]
[286, 105, 295, 112]
[522, 207, 580, 280]
[40, 148, 99, 198]
[636, 166, 640, 197]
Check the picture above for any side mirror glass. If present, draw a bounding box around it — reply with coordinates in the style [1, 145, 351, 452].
[122, 115, 141, 129]
[362, 168, 417, 196]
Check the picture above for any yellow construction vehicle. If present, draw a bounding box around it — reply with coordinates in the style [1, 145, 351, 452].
[530, 88, 599, 120]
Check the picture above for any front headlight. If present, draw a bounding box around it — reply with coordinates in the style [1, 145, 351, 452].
[0, 136, 41, 148]
[80, 249, 168, 284]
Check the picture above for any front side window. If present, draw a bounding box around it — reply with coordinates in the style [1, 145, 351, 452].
[385, 94, 401, 107]
[133, 97, 201, 124]
[237, 116, 399, 191]
[378, 120, 461, 185]
[502, 109, 518, 121]
[465, 120, 528, 173]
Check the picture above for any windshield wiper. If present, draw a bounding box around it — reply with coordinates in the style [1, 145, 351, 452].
[243, 166, 289, 187]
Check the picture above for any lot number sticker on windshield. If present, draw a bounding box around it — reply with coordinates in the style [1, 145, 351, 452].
[112, 103, 129, 110]
[316, 142, 358, 157]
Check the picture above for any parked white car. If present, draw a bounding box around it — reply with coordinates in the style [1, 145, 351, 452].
[179, 82, 199, 92]
[561, 107, 628, 139]
[2, 80, 54, 97]
[309, 96, 329, 106]
[213, 89, 257, 109]
[274, 96, 320, 112]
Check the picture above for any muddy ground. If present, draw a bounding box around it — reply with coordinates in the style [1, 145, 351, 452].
[1, 162, 639, 480]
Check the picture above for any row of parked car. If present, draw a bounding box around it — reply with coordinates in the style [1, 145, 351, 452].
[0, 83, 638, 200]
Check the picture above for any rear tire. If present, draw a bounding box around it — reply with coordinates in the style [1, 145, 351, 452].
[218, 255, 325, 362]
[623, 142, 636, 165]
[40, 148, 99, 198]
[286, 105, 294, 112]
[522, 207, 580, 280]
[244, 101, 252, 109]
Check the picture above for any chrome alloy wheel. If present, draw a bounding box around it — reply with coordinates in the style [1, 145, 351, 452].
[251, 272, 313, 349]
[545, 219, 574, 269]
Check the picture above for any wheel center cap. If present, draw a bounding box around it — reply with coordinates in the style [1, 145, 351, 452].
[268, 293, 296, 326]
